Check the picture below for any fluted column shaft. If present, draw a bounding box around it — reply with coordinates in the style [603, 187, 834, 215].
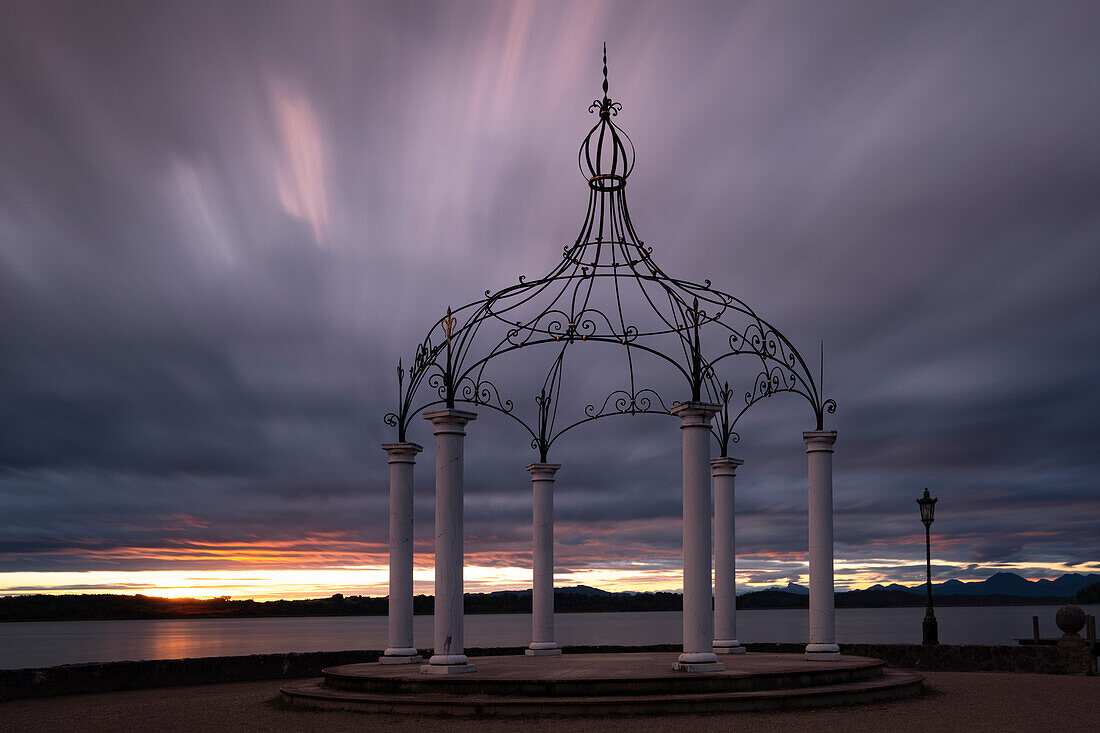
[423, 408, 478, 674]
[526, 463, 562, 656]
[712, 456, 745, 654]
[380, 442, 423, 664]
[670, 402, 724, 672]
[804, 430, 840, 661]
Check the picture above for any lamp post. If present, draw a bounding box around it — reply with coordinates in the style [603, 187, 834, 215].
[917, 488, 939, 645]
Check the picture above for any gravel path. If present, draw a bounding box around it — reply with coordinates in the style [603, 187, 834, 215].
[1, 671, 1097, 732]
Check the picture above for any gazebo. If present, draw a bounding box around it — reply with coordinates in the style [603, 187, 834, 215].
[380, 47, 839, 674]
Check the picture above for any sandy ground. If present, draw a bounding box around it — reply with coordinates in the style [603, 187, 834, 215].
[1, 671, 1097, 733]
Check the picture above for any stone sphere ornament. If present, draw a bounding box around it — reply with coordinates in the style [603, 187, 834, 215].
[1055, 604, 1086, 636]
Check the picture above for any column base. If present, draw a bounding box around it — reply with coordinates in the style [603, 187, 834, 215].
[713, 640, 746, 654]
[673, 651, 724, 672]
[379, 654, 422, 665]
[805, 643, 841, 661]
[421, 663, 477, 674]
[672, 660, 726, 672]
[526, 638, 562, 655]
[427, 653, 470, 665]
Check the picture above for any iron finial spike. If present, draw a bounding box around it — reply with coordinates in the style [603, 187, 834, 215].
[602, 42, 608, 100]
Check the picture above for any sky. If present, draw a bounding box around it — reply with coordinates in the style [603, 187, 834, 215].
[1, 0, 1098, 601]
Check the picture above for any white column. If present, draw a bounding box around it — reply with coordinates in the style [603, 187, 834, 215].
[422, 408, 478, 674]
[804, 430, 840, 661]
[712, 456, 745, 654]
[380, 442, 423, 664]
[526, 463, 562, 656]
[670, 402, 724, 672]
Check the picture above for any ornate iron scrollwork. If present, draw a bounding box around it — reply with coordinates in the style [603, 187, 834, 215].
[385, 47, 835, 456]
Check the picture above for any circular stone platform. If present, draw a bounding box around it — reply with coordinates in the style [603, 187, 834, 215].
[280, 652, 922, 716]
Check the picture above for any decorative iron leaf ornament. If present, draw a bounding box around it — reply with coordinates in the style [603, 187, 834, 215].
[442, 307, 456, 343]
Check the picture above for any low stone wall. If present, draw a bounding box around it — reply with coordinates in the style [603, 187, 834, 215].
[744, 642, 1091, 675]
[0, 650, 382, 702]
[0, 642, 1090, 702]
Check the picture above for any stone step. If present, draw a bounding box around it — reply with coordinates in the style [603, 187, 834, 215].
[281, 669, 923, 716]
[321, 655, 885, 697]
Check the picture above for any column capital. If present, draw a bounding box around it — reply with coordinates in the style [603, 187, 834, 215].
[803, 430, 837, 453]
[710, 456, 744, 477]
[381, 442, 423, 463]
[525, 462, 562, 478]
[670, 401, 721, 427]
[423, 408, 478, 435]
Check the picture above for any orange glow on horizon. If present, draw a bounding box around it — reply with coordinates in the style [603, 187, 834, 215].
[2, 556, 1095, 602]
[2, 531, 1095, 601]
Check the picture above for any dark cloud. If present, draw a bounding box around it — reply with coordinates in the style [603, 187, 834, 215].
[4, 583, 156, 592]
[1, 1, 1098, 589]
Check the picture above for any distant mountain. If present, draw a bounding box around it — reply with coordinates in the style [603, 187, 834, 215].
[481, 574, 1099, 601]
[865, 583, 915, 593]
[746, 582, 808, 596]
[7, 574, 1090, 621]
[737, 590, 808, 609]
[484, 585, 612, 598]
[559, 585, 613, 596]
[866, 572, 1100, 598]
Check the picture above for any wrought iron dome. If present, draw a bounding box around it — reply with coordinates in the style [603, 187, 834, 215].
[385, 45, 835, 461]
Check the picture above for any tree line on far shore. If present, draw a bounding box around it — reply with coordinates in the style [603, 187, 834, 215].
[3, 582, 1094, 623]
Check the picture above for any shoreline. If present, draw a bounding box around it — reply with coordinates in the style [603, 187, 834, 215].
[1, 596, 1082, 624]
[0, 597, 1079, 624]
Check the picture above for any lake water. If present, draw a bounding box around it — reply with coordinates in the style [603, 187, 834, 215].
[1, 604, 1096, 670]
